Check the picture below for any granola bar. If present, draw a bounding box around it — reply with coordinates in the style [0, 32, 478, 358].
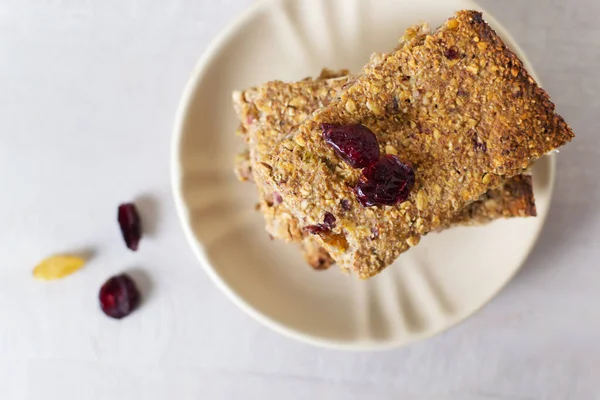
[257, 10, 574, 278]
[234, 77, 535, 269]
[234, 71, 350, 269]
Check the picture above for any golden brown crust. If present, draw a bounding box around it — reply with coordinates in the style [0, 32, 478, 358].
[259, 10, 574, 278]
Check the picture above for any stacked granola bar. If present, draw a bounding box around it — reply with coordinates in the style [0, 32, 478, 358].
[233, 10, 573, 278]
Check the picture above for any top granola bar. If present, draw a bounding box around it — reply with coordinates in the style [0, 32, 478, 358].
[233, 71, 536, 270]
[257, 10, 574, 278]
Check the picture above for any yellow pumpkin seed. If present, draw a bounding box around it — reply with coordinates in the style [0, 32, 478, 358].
[33, 255, 86, 281]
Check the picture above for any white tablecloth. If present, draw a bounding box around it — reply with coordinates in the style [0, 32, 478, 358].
[1, 0, 598, 398]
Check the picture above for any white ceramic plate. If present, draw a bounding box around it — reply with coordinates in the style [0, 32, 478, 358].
[172, 0, 555, 350]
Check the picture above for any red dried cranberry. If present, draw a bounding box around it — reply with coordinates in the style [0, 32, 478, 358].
[355, 155, 415, 207]
[118, 203, 142, 251]
[445, 47, 460, 60]
[322, 124, 380, 168]
[323, 212, 336, 226]
[99, 274, 141, 319]
[305, 212, 336, 234]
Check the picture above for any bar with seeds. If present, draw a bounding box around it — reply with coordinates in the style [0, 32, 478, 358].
[232, 57, 535, 269]
[257, 10, 574, 278]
